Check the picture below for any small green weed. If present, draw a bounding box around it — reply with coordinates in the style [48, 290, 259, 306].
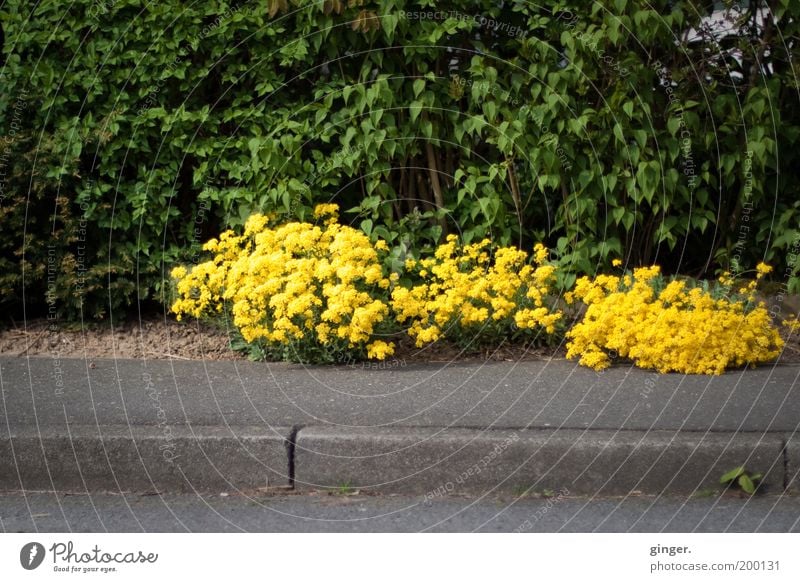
[720, 466, 763, 495]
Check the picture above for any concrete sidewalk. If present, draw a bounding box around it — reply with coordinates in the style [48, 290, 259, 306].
[1, 356, 799, 497]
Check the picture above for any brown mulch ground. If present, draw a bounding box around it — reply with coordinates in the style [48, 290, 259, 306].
[0, 309, 797, 364]
[0, 315, 242, 361]
[0, 313, 566, 363]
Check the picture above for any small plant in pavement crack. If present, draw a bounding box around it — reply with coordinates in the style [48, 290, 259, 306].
[720, 466, 763, 495]
[333, 481, 357, 495]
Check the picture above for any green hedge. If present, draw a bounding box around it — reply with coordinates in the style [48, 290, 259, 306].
[1, 0, 798, 319]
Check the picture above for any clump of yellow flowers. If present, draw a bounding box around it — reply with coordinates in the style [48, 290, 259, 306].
[170, 204, 395, 362]
[391, 236, 563, 347]
[564, 263, 784, 375]
[170, 207, 785, 373]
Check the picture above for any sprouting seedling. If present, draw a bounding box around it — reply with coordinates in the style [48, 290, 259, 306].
[336, 481, 354, 495]
[720, 466, 762, 495]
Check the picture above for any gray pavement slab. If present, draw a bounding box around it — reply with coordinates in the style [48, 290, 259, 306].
[1, 356, 799, 431]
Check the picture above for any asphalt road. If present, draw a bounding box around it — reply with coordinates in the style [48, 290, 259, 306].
[2, 492, 799, 532]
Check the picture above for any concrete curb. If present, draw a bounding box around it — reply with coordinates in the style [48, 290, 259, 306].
[787, 438, 800, 493]
[0, 425, 292, 493]
[1, 425, 794, 496]
[2, 357, 798, 496]
[294, 427, 787, 496]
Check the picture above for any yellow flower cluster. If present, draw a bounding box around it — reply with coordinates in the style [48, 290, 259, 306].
[784, 315, 800, 334]
[171, 205, 395, 360]
[171, 206, 785, 374]
[391, 237, 562, 346]
[565, 263, 784, 375]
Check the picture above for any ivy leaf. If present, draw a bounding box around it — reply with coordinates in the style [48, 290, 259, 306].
[622, 101, 634, 118]
[667, 117, 681, 136]
[409, 101, 423, 123]
[613, 124, 625, 144]
[343, 85, 353, 104]
[483, 101, 496, 121]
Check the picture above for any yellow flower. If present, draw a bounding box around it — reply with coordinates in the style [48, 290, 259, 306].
[612, 259, 622, 267]
[784, 316, 800, 334]
[366, 340, 395, 360]
[391, 238, 562, 346]
[313, 203, 339, 219]
[244, 214, 270, 236]
[171, 209, 392, 363]
[170, 266, 187, 279]
[533, 243, 548, 265]
[565, 265, 783, 375]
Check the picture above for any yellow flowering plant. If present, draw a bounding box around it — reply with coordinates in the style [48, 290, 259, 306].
[391, 236, 563, 348]
[784, 315, 800, 334]
[171, 204, 396, 363]
[565, 263, 784, 374]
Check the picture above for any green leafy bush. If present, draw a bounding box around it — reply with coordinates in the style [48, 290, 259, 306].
[1, 0, 798, 320]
